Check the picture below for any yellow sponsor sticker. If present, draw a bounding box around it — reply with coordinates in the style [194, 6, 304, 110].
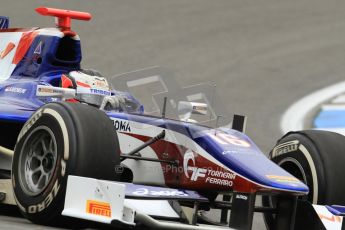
[86, 200, 111, 217]
[266, 175, 299, 182]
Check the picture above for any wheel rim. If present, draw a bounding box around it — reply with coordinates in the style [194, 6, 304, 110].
[18, 126, 58, 196]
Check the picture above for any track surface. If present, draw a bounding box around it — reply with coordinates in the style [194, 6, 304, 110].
[2, 0, 345, 229]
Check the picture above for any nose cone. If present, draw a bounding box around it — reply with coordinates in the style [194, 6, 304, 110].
[198, 128, 309, 194]
[260, 168, 309, 193]
[221, 145, 309, 193]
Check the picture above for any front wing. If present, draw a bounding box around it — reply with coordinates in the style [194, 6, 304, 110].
[61, 176, 345, 230]
[62, 176, 229, 230]
[1, 175, 344, 229]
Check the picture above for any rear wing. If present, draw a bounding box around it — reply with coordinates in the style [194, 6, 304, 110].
[0, 16, 9, 29]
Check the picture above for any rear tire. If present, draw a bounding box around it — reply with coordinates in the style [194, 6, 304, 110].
[12, 102, 120, 224]
[263, 130, 345, 228]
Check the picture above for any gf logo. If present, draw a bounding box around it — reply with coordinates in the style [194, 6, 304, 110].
[183, 151, 207, 181]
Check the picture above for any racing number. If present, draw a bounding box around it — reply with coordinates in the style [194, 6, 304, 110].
[209, 133, 250, 147]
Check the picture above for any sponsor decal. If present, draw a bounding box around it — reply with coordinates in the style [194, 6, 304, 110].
[222, 150, 239, 155]
[207, 169, 236, 180]
[271, 140, 299, 158]
[235, 194, 248, 200]
[266, 175, 299, 183]
[205, 177, 233, 187]
[5, 87, 27, 94]
[93, 78, 108, 88]
[192, 105, 207, 114]
[114, 165, 124, 174]
[313, 205, 343, 229]
[86, 200, 111, 217]
[125, 184, 207, 201]
[27, 181, 60, 213]
[90, 88, 111, 96]
[113, 120, 131, 132]
[37, 87, 62, 94]
[318, 214, 342, 223]
[34, 41, 42, 55]
[132, 188, 189, 197]
[183, 150, 236, 187]
[184, 151, 207, 181]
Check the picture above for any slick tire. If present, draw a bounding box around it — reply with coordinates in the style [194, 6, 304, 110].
[12, 102, 120, 224]
[263, 130, 345, 228]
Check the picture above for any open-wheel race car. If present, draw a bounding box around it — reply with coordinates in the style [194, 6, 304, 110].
[1, 7, 345, 230]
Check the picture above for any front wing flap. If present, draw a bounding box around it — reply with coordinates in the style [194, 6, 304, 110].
[62, 176, 232, 229]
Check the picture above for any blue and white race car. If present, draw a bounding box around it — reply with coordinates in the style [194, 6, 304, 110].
[0, 7, 344, 230]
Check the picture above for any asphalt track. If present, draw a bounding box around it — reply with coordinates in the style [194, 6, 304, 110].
[2, 0, 345, 229]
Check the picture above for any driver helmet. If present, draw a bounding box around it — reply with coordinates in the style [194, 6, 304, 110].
[60, 69, 111, 106]
[60, 69, 109, 90]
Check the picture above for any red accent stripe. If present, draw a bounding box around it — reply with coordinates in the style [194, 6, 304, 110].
[0, 28, 38, 33]
[318, 214, 342, 223]
[76, 81, 90, 88]
[122, 132, 258, 192]
[66, 98, 79, 103]
[0, 42, 15, 59]
[12, 31, 38, 64]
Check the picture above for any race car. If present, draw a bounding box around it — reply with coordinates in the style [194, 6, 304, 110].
[0, 6, 345, 230]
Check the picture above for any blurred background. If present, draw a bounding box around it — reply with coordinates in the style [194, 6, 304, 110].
[3, 0, 345, 152]
[1, 0, 345, 229]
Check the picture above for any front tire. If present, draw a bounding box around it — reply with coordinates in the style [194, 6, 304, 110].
[263, 130, 345, 228]
[270, 130, 345, 204]
[12, 102, 120, 224]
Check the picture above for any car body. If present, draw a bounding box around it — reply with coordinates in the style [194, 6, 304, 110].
[0, 7, 343, 230]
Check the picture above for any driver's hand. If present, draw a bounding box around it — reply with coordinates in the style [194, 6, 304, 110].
[100, 95, 126, 111]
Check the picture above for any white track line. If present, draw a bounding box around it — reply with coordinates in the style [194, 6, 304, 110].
[321, 104, 345, 110]
[332, 95, 345, 103]
[280, 81, 345, 134]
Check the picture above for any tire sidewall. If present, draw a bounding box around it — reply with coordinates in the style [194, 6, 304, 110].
[12, 105, 76, 222]
[263, 132, 326, 229]
[269, 133, 325, 204]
